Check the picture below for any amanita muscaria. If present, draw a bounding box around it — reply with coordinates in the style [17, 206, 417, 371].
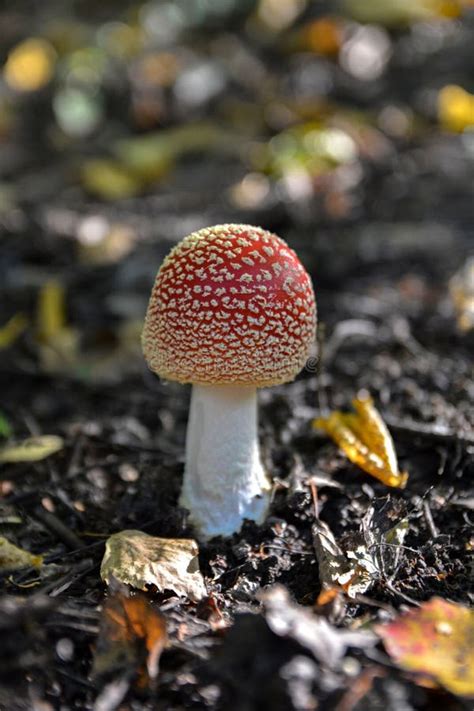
[142, 224, 316, 538]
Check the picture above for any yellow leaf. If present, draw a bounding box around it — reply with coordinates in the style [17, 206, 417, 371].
[0, 537, 43, 570]
[36, 280, 80, 372]
[37, 280, 67, 343]
[343, 0, 461, 26]
[0, 313, 28, 350]
[4, 38, 56, 92]
[313, 394, 408, 488]
[81, 159, 140, 200]
[0, 435, 64, 463]
[438, 85, 474, 133]
[376, 598, 474, 697]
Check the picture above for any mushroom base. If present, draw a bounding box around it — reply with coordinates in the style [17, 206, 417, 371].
[180, 384, 271, 538]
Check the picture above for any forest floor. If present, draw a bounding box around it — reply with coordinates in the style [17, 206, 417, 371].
[0, 3, 473, 710]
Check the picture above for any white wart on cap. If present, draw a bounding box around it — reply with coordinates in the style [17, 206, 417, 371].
[142, 224, 316, 386]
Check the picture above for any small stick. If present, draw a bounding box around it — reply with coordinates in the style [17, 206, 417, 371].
[422, 499, 438, 539]
[67, 434, 84, 477]
[335, 667, 383, 711]
[384, 580, 420, 607]
[309, 480, 319, 519]
[33, 506, 83, 550]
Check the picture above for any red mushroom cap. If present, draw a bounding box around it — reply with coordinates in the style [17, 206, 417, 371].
[142, 224, 316, 386]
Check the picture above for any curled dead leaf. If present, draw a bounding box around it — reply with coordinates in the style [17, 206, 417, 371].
[93, 590, 167, 684]
[314, 394, 408, 488]
[100, 530, 207, 602]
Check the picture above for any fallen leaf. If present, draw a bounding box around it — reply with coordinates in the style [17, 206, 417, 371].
[81, 159, 141, 200]
[0, 412, 12, 439]
[0, 313, 28, 350]
[114, 122, 233, 179]
[35, 280, 80, 373]
[4, 38, 56, 92]
[93, 590, 167, 683]
[342, 0, 459, 26]
[313, 497, 408, 598]
[100, 530, 207, 602]
[0, 435, 64, 463]
[0, 537, 43, 570]
[313, 394, 408, 488]
[376, 598, 474, 697]
[438, 85, 474, 133]
[36, 280, 67, 344]
[312, 518, 350, 590]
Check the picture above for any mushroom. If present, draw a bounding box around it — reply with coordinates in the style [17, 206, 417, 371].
[142, 224, 316, 538]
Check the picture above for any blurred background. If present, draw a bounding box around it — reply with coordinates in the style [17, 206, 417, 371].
[0, 0, 473, 394]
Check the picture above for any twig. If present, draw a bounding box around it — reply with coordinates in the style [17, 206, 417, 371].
[32, 506, 83, 550]
[335, 667, 384, 711]
[422, 500, 438, 538]
[56, 668, 95, 690]
[384, 580, 420, 607]
[67, 434, 84, 477]
[40, 558, 97, 597]
[309, 480, 319, 520]
[45, 619, 99, 634]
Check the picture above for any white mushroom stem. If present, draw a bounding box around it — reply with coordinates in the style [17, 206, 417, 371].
[179, 384, 271, 538]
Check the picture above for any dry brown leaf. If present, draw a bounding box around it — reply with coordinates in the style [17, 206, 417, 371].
[376, 598, 474, 697]
[312, 510, 408, 600]
[313, 394, 408, 488]
[100, 530, 207, 602]
[93, 591, 167, 683]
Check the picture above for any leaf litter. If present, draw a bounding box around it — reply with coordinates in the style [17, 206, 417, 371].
[312, 496, 408, 598]
[376, 598, 474, 697]
[92, 586, 167, 685]
[100, 530, 207, 602]
[314, 394, 409, 488]
[0, 435, 64, 463]
[0, 537, 43, 571]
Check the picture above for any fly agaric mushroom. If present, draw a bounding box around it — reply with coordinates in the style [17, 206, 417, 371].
[142, 224, 316, 538]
